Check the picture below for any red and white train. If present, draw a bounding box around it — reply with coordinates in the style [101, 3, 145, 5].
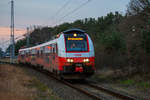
[18, 28, 95, 79]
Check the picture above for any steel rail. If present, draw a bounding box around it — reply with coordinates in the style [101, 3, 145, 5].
[59, 80, 103, 100]
[86, 83, 138, 100]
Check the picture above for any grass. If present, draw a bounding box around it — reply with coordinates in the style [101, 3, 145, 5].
[136, 82, 150, 89]
[92, 69, 150, 90]
[92, 69, 150, 100]
[119, 79, 150, 89]
[27, 77, 61, 100]
[32, 79, 47, 92]
[119, 79, 135, 85]
[90, 69, 116, 83]
[0, 58, 18, 63]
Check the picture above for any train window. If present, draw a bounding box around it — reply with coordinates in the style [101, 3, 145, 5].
[56, 43, 58, 54]
[53, 44, 56, 53]
[40, 50, 41, 55]
[51, 44, 53, 53]
[43, 46, 45, 53]
[21, 51, 25, 55]
[29, 50, 31, 56]
[40, 47, 43, 55]
[64, 33, 88, 52]
[50, 44, 52, 53]
[35, 49, 37, 54]
[37, 50, 40, 57]
[44, 45, 51, 53]
[53, 48, 54, 53]
[31, 49, 36, 56]
[54, 44, 57, 53]
[53, 44, 55, 53]
[20, 51, 22, 55]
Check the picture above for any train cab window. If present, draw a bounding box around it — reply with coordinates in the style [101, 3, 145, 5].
[64, 33, 88, 52]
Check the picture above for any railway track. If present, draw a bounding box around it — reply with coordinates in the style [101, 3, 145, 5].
[0, 62, 138, 100]
[73, 82, 138, 100]
[50, 75, 138, 100]
[86, 83, 137, 100]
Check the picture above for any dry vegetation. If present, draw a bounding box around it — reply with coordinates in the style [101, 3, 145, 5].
[0, 64, 61, 100]
[90, 69, 150, 100]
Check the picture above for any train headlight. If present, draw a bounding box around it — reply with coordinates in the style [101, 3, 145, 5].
[83, 58, 89, 62]
[73, 33, 77, 37]
[67, 58, 74, 63]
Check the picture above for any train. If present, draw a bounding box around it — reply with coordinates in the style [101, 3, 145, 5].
[18, 28, 95, 79]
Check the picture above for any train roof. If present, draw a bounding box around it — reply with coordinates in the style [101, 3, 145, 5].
[63, 28, 85, 34]
[19, 39, 57, 52]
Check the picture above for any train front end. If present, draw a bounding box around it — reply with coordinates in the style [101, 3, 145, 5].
[57, 29, 95, 79]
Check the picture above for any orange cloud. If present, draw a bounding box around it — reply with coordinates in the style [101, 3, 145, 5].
[0, 27, 26, 37]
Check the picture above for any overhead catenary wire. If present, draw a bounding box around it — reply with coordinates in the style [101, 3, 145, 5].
[0, 34, 26, 52]
[0, 34, 26, 46]
[43, 0, 72, 26]
[54, 0, 92, 26]
[53, 0, 72, 17]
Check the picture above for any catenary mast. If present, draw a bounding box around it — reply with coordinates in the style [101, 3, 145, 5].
[10, 0, 15, 62]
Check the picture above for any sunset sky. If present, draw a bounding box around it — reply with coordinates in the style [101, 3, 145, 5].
[0, 0, 130, 51]
[0, 27, 26, 51]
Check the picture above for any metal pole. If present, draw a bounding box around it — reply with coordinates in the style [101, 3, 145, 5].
[26, 27, 30, 47]
[10, 0, 15, 63]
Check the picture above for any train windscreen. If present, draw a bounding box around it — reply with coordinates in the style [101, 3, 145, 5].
[64, 33, 88, 52]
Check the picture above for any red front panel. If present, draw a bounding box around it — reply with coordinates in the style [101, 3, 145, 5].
[57, 57, 95, 71]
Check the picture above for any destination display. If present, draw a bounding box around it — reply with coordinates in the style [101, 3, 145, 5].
[67, 38, 83, 40]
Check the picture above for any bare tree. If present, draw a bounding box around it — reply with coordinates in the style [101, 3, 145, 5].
[127, 0, 150, 16]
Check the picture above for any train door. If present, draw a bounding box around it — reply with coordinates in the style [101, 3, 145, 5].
[52, 43, 58, 73]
